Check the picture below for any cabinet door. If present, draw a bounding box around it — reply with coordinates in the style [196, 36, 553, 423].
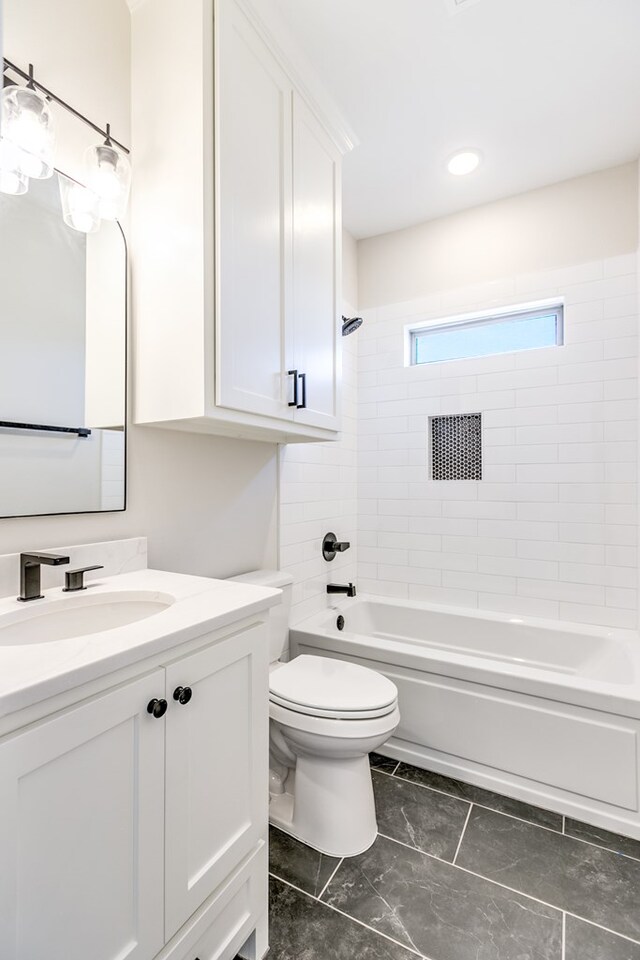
[0, 672, 166, 960]
[291, 93, 341, 431]
[216, 0, 294, 420]
[164, 623, 269, 940]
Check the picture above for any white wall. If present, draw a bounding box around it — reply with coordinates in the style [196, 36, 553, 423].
[0, 0, 278, 577]
[279, 231, 358, 624]
[357, 166, 639, 629]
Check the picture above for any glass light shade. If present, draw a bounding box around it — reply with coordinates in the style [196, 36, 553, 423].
[58, 173, 101, 234]
[1, 85, 55, 180]
[84, 141, 131, 220]
[0, 139, 29, 195]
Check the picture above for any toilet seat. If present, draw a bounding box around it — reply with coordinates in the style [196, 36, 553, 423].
[270, 699, 401, 738]
[269, 654, 398, 720]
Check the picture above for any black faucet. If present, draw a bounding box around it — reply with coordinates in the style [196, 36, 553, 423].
[18, 552, 70, 602]
[327, 583, 356, 598]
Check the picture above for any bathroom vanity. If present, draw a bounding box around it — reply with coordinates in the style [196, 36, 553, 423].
[0, 544, 279, 960]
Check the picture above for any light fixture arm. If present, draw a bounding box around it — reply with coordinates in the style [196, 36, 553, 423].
[2, 57, 130, 155]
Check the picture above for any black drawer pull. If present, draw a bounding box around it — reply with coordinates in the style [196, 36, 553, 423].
[297, 372, 307, 409]
[287, 369, 298, 407]
[147, 698, 168, 718]
[173, 686, 193, 705]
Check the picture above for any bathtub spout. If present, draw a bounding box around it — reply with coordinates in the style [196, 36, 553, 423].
[327, 583, 356, 598]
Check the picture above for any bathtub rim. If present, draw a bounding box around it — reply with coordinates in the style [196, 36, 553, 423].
[290, 593, 640, 721]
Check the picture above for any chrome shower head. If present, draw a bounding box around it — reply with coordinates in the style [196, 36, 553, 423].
[342, 315, 363, 336]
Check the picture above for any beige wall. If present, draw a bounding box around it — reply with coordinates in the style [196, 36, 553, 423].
[358, 162, 639, 308]
[1, 0, 278, 578]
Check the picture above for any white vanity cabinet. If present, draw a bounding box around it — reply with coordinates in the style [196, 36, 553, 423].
[0, 671, 166, 960]
[0, 617, 268, 960]
[131, 0, 348, 444]
[164, 623, 267, 940]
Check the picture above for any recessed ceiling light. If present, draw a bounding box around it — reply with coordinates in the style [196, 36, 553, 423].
[447, 149, 482, 176]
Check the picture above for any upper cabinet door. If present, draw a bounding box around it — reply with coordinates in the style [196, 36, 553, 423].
[216, 0, 294, 419]
[291, 93, 341, 431]
[0, 672, 166, 960]
[164, 622, 269, 940]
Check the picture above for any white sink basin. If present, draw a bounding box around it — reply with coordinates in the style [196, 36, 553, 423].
[0, 591, 175, 645]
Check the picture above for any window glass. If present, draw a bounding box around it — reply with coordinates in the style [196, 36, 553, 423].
[412, 307, 563, 365]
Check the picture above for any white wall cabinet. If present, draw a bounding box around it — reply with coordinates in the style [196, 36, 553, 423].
[291, 94, 341, 431]
[132, 0, 349, 444]
[0, 620, 268, 960]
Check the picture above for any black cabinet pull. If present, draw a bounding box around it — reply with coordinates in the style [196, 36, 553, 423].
[287, 369, 298, 407]
[297, 372, 307, 409]
[147, 698, 168, 718]
[173, 686, 193, 705]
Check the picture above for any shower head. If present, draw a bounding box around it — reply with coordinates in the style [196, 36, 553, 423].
[342, 315, 363, 337]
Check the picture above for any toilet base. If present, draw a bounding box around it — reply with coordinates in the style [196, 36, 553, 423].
[268, 753, 378, 858]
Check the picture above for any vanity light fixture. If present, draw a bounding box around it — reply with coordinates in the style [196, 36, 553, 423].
[1, 58, 131, 230]
[447, 149, 482, 176]
[1, 67, 55, 182]
[58, 174, 101, 234]
[84, 125, 131, 221]
[0, 139, 28, 195]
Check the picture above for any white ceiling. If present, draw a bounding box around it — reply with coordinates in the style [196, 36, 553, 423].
[271, 0, 640, 239]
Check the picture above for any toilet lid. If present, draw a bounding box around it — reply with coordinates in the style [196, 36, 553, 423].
[269, 655, 398, 719]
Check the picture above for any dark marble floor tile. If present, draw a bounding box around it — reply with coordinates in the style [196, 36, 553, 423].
[457, 807, 640, 942]
[322, 834, 562, 960]
[565, 818, 640, 862]
[269, 876, 420, 960]
[372, 769, 469, 861]
[369, 752, 399, 774]
[269, 826, 341, 897]
[565, 915, 640, 960]
[395, 763, 562, 831]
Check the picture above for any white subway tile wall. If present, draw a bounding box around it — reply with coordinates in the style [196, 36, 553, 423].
[356, 254, 639, 629]
[279, 325, 358, 624]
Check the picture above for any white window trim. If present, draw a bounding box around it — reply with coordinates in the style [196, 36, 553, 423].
[403, 297, 565, 367]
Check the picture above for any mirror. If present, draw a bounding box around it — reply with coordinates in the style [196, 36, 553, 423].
[0, 174, 126, 518]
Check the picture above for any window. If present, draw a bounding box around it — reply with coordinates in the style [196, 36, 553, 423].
[410, 302, 563, 366]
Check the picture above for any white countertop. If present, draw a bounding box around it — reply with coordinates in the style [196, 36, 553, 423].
[0, 568, 280, 719]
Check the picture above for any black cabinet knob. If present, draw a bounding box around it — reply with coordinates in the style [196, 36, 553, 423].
[147, 698, 168, 718]
[173, 686, 193, 705]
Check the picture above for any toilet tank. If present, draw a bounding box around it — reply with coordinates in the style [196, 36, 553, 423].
[229, 570, 293, 662]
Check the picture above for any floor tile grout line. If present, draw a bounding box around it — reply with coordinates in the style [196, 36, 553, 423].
[562, 829, 640, 864]
[569, 914, 640, 949]
[377, 763, 640, 864]
[269, 871, 432, 959]
[376, 765, 563, 835]
[317, 857, 344, 901]
[562, 912, 566, 960]
[452, 803, 473, 865]
[374, 832, 640, 947]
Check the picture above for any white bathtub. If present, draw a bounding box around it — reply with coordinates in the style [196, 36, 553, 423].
[290, 596, 640, 841]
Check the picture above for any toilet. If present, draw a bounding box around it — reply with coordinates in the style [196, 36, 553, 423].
[230, 570, 400, 858]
